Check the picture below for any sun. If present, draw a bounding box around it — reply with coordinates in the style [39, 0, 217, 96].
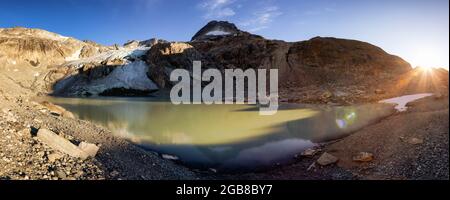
[411, 48, 443, 70]
[416, 65, 437, 71]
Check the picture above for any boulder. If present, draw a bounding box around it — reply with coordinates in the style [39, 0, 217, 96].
[316, 152, 339, 166]
[39, 101, 75, 119]
[36, 129, 88, 159]
[78, 142, 99, 158]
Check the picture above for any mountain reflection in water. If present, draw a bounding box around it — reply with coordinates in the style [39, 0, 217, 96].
[46, 97, 395, 172]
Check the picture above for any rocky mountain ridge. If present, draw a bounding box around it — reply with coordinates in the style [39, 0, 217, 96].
[1, 21, 447, 103]
[0, 27, 112, 68]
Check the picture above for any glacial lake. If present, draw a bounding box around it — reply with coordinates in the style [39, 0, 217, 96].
[46, 97, 395, 172]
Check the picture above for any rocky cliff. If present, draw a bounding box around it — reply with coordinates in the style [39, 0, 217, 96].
[146, 21, 414, 103]
[3, 22, 445, 103]
[0, 27, 110, 68]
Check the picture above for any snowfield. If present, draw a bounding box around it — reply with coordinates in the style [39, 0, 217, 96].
[58, 45, 158, 96]
[83, 60, 158, 94]
[379, 93, 434, 112]
[205, 30, 231, 36]
[65, 46, 151, 69]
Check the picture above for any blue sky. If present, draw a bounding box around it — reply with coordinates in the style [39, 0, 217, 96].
[1, 0, 448, 69]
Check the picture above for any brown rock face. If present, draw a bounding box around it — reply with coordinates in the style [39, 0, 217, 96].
[0, 27, 107, 68]
[146, 42, 203, 88]
[146, 22, 412, 94]
[1, 22, 421, 101]
[286, 37, 412, 86]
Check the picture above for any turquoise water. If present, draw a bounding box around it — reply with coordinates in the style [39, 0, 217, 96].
[47, 97, 394, 172]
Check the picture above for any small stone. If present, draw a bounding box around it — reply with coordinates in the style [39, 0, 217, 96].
[162, 154, 179, 160]
[33, 119, 43, 124]
[209, 168, 217, 173]
[110, 170, 120, 177]
[321, 91, 333, 99]
[316, 152, 339, 166]
[1, 108, 10, 114]
[307, 162, 316, 171]
[47, 152, 64, 162]
[302, 148, 319, 157]
[375, 89, 385, 94]
[352, 152, 374, 162]
[407, 137, 424, 145]
[56, 170, 67, 179]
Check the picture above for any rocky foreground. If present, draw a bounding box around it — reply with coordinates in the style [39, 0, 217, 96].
[0, 21, 449, 180]
[0, 96, 200, 180]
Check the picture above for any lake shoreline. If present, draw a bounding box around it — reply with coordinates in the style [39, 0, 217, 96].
[1, 89, 448, 179]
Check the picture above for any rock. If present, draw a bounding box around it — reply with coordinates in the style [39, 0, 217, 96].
[61, 111, 75, 119]
[47, 152, 63, 162]
[161, 154, 179, 160]
[375, 89, 385, 94]
[334, 91, 348, 97]
[39, 101, 67, 116]
[139, 38, 167, 47]
[321, 91, 333, 99]
[123, 40, 140, 49]
[102, 58, 126, 66]
[78, 142, 99, 158]
[302, 148, 319, 157]
[36, 129, 88, 159]
[209, 168, 218, 173]
[110, 170, 120, 177]
[407, 137, 424, 145]
[352, 152, 374, 162]
[316, 152, 339, 166]
[55, 170, 67, 179]
[5, 113, 17, 123]
[307, 162, 316, 171]
[1, 108, 10, 114]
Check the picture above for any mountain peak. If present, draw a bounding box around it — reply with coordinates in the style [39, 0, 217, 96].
[191, 21, 242, 41]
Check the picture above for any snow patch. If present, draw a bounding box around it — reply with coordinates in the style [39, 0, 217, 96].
[84, 60, 158, 94]
[65, 46, 150, 68]
[206, 30, 231, 36]
[379, 93, 434, 112]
